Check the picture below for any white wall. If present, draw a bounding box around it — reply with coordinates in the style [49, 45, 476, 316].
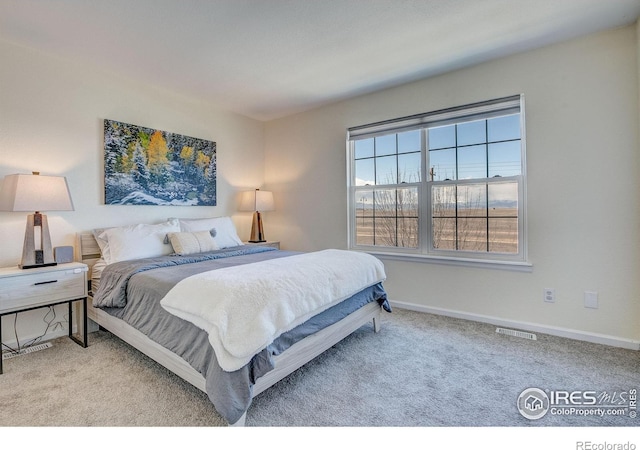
[265, 25, 640, 346]
[0, 39, 265, 343]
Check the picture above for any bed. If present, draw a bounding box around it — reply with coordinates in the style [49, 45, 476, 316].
[76, 218, 390, 426]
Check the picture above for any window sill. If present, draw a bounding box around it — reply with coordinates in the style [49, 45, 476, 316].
[364, 250, 533, 272]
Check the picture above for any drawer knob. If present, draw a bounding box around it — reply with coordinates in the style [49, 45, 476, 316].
[34, 280, 58, 286]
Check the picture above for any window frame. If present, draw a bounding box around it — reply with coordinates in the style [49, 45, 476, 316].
[347, 95, 530, 270]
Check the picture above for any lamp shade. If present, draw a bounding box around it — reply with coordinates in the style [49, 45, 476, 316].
[0, 173, 74, 212]
[239, 189, 274, 212]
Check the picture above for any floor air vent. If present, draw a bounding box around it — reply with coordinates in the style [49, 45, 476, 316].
[2, 342, 53, 360]
[496, 327, 537, 341]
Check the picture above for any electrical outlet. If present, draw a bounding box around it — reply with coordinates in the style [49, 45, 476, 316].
[584, 291, 598, 309]
[544, 288, 556, 303]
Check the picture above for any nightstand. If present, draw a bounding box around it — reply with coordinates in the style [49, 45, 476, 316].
[0, 262, 88, 374]
[244, 241, 280, 249]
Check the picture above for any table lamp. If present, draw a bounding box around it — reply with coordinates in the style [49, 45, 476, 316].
[0, 172, 74, 269]
[239, 188, 274, 243]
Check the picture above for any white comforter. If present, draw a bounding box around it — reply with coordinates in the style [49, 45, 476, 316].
[160, 249, 386, 372]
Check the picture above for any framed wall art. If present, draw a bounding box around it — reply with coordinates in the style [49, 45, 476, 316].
[103, 119, 216, 206]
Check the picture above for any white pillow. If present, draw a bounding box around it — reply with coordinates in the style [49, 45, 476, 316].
[167, 231, 219, 256]
[92, 228, 113, 263]
[176, 216, 243, 249]
[95, 219, 180, 264]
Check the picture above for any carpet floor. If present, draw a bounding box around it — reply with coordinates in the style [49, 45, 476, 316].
[1, 308, 638, 428]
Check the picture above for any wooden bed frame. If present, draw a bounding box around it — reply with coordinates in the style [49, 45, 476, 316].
[76, 233, 382, 426]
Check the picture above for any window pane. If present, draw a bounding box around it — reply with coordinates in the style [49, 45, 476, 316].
[374, 189, 396, 217]
[488, 141, 521, 177]
[398, 130, 420, 154]
[458, 144, 487, 180]
[367, 188, 419, 249]
[488, 114, 520, 142]
[355, 158, 375, 186]
[375, 155, 397, 185]
[429, 148, 456, 181]
[428, 125, 455, 150]
[457, 184, 486, 217]
[354, 138, 374, 159]
[355, 189, 374, 246]
[397, 187, 418, 217]
[374, 217, 396, 246]
[356, 217, 374, 246]
[355, 190, 374, 217]
[374, 189, 396, 247]
[488, 182, 518, 217]
[457, 218, 487, 252]
[398, 152, 421, 183]
[489, 218, 518, 253]
[398, 218, 418, 248]
[375, 134, 396, 156]
[432, 185, 456, 217]
[432, 217, 456, 250]
[457, 120, 486, 146]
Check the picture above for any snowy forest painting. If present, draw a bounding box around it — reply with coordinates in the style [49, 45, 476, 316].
[104, 119, 216, 206]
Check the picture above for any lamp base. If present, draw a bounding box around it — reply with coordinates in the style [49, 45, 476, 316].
[20, 212, 57, 269]
[248, 211, 266, 243]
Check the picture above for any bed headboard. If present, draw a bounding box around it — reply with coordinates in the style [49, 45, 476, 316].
[76, 232, 101, 277]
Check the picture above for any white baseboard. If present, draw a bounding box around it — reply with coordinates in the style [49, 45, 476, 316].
[390, 300, 640, 351]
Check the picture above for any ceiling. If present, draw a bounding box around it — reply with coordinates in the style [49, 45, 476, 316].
[1, 0, 639, 121]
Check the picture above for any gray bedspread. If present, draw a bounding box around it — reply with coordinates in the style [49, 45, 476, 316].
[92, 246, 390, 424]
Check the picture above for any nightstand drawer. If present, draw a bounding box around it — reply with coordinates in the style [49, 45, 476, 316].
[0, 268, 86, 313]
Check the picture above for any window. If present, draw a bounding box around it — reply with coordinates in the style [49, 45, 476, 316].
[347, 95, 528, 266]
